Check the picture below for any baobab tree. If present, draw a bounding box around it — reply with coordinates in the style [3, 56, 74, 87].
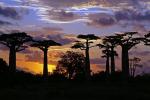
[31, 40, 61, 78]
[0, 32, 32, 73]
[72, 34, 99, 80]
[115, 32, 142, 78]
[97, 43, 111, 75]
[97, 40, 118, 75]
[102, 36, 118, 74]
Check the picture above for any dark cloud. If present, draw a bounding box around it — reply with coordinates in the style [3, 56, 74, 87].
[87, 13, 116, 27]
[0, 5, 21, 20]
[0, 20, 12, 25]
[42, 27, 63, 32]
[47, 9, 80, 22]
[24, 0, 150, 23]
[31, 26, 76, 45]
[28, 27, 64, 36]
[30, 0, 90, 8]
[115, 8, 150, 21]
[29, 0, 147, 9]
[87, 7, 150, 28]
[47, 34, 76, 45]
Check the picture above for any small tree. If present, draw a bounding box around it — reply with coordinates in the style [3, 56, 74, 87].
[72, 34, 99, 80]
[57, 51, 85, 79]
[0, 32, 32, 73]
[31, 40, 61, 78]
[129, 57, 142, 77]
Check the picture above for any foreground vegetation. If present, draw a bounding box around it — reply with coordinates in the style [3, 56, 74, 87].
[0, 70, 150, 100]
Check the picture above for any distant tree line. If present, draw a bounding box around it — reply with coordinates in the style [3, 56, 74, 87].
[0, 32, 149, 81]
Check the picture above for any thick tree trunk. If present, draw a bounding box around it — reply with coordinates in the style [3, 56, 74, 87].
[110, 47, 115, 74]
[85, 40, 91, 80]
[122, 47, 129, 79]
[43, 49, 48, 78]
[9, 46, 16, 73]
[106, 54, 110, 75]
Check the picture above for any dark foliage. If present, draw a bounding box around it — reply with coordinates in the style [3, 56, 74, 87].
[0, 58, 9, 73]
[57, 51, 85, 80]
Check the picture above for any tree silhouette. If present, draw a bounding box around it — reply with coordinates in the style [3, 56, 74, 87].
[102, 36, 118, 74]
[72, 34, 99, 80]
[0, 58, 9, 73]
[144, 32, 150, 45]
[129, 57, 142, 77]
[31, 40, 61, 78]
[0, 32, 32, 73]
[97, 39, 118, 75]
[57, 51, 85, 79]
[115, 32, 142, 78]
[97, 43, 111, 75]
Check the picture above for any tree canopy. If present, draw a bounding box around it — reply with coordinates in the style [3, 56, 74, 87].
[57, 51, 85, 79]
[31, 40, 61, 51]
[0, 32, 32, 52]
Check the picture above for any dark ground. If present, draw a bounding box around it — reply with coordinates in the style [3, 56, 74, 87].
[0, 72, 150, 100]
[1, 81, 150, 100]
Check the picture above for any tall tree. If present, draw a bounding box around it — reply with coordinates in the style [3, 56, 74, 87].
[97, 40, 118, 75]
[97, 43, 111, 75]
[115, 32, 142, 78]
[31, 40, 61, 78]
[102, 36, 118, 74]
[72, 34, 99, 80]
[0, 32, 32, 73]
[57, 51, 85, 79]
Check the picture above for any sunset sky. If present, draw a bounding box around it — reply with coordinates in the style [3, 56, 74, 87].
[0, 0, 150, 74]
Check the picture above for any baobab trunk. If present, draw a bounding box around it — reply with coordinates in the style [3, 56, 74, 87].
[85, 40, 91, 80]
[111, 47, 115, 74]
[122, 47, 129, 79]
[43, 49, 48, 78]
[9, 46, 16, 73]
[106, 54, 110, 75]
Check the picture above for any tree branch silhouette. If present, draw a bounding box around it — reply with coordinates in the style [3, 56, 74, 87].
[0, 32, 32, 73]
[71, 34, 100, 80]
[31, 40, 61, 78]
